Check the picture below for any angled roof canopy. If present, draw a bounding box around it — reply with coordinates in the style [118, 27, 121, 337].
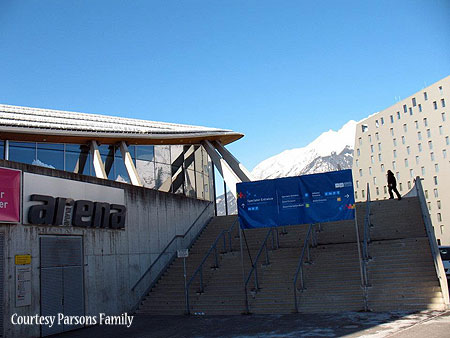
[0, 104, 243, 145]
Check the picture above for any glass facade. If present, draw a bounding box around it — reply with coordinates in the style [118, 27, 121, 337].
[1, 140, 213, 201]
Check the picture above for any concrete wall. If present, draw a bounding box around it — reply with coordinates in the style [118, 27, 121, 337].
[0, 160, 213, 337]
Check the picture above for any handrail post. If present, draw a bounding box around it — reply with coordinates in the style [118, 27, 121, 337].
[199, 266, 204, 293]
[185, 287, 190, 315]
[306, 241, 311, 263]
[254, 265, 259, 290]
[214, 246, 219, 268]
[265, 243, 269, 265]
[300, 267, 304, 290]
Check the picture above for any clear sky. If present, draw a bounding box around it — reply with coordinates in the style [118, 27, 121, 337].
[0, 0, 449, 171]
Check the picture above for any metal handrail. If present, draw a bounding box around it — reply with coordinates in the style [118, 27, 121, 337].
[414, 177, 450, 306]
[293, 223, 316, 312]
[131, 202, 213, 292]
[243, 227, 277, 313]
[185, 217, 239, 314]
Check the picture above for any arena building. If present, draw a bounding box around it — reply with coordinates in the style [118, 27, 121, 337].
[353, 75, 449, 245]
[0, 104, 251, 337]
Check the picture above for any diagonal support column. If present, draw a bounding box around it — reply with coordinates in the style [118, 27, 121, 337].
[201, 140, 241, 197]
[119, 141, 143, 187]
[213, 141, 253, 182]
[90, 140, 108, 179]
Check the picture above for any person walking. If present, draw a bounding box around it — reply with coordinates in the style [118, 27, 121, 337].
[387, 170, 402, 200]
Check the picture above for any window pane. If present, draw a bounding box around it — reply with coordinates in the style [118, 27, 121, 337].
[184, 169, 196, 198]
[114, 146, 130, 183]
[9, 141, 36, 164]
[154, 145, 170, 164]
[136, 145, 154, 162]
[65, 145, 91, 175]
[36, 143, 64, 170]
[136, 159, 155, 188]
[155, 162, 171, 192]
[0, 140, 4, 160]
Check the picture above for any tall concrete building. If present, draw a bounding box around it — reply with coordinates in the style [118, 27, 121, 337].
[353, 75, 449, 245]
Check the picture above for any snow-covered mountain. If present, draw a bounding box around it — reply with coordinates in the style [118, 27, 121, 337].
[217, 120, 357, 215]
[252, 120, 357, 179]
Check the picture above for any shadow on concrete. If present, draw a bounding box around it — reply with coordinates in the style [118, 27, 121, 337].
[54, 311, 449, 338]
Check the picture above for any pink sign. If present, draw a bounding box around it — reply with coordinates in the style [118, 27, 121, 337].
[0, 167, 21, 223]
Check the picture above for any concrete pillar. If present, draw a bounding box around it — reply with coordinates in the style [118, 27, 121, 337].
[90, 140, 107, 179]
[119, 141, 143, 186]
[213, 141, 253, 182]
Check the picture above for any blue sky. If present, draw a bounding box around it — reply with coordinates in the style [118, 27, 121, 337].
[0, 1, 449, 171]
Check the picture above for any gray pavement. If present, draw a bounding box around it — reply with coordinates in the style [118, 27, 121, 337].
[55, 311, 450, 338]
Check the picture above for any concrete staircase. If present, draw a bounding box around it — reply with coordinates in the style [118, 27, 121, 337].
[136, 197, 447, 315]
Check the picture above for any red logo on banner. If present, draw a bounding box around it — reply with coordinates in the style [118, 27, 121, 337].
[0, 168, 21, 223]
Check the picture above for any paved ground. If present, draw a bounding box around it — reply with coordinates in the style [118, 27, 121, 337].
[56, 310, 450, 338]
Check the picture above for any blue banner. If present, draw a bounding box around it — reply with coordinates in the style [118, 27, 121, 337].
[237, 169, 355, 229]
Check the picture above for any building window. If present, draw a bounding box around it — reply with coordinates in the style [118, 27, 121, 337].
[425, 190, 429, 199]
[404, 158, 408, 167]
[406, 146, 410, 155]
[418, 103, 422, 112]
[373, 177, 377, 185]
[355, 159, 359, 167]
[412, 97, 416, 106]
[375, 120, 379, 128]
[357, 148, 360, 156]
[439, 126, 443, 135]
[355, 191, 358, 200]
[423, 118, 428, 127]
[401, 136, 405, 144]
[390, 115, 394, 123]
[403, 124, 407, 132]
[437, 200, 441, 209]
[443, 149, 447, 158]
[393, 149, 397, 158]
[378, 153, 382, 161]
[428, 202, 431, 210]
[378, 143, 382, 151]
[359, 137, 362, 145]
[362, 190, 365, 198]
[446, 136, 449, 145]
[407, 181, 411, 189]
[435, 163, 439, 172]
[369, 167, 373, 175]
[381, 163, 385, 172]
[392, 161, 396, 170]
[393, 138, 397, 146]
[434, 188, 438, 198]
[415, 120, 419, 129]
[439, 86, 443, 95]
[421, 167, 425, 176]
[384, 186, 387, 194]
[410, 169, 414, 177]
[399, 182, 403, 191]
[370, 144, 374, 153]
[375, 132, 379, 141]
[397, 111, 401, 119]
[409, 107, 413, 115]
[427, 129, 431, 138]
[415, 155, 419, 164]
[434, 176, 438, 185]
[368, 134, 372, 143]
[403, 105, 407, 113]
[442, 113, 446, 122]
[441, 98, 446, 107]
[376, 187, 379, 195]
[356, 180, 359, 188]
[418, 143, 422, 152]
[371, 155, 374, 164]
[430, 152, 435, 161]
[428, 141, 433, 150]
[437, 213, 442, 222]
[433, 101, 437, 110]
[424, 92, 428, 100]
[359, 168, 363, 177]
[362, 124, 369, 133]
[380, 117, 384, 125]
[417, 131, 422, 140]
